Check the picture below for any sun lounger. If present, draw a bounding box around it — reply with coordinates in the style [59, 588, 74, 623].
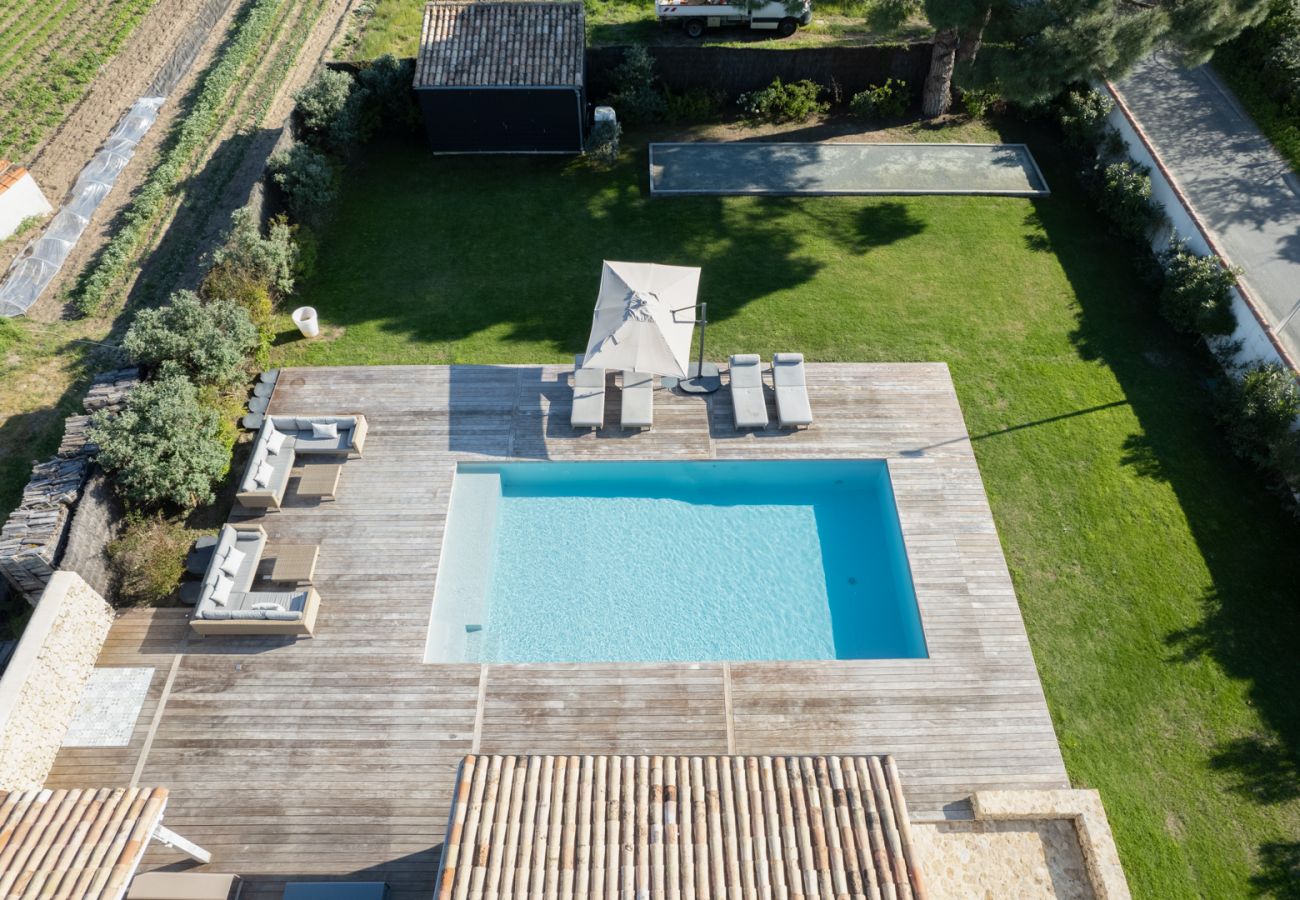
[622, 371, 654, 430]
[572, 353, 606, 429]
[772, 353, 813, 428]
[729, 354, 768, 429]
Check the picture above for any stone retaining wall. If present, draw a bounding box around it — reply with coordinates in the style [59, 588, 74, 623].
[0, 572, 114, 790]
[0, 368, 138, 603]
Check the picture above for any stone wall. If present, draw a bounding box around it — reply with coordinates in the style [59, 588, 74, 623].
[0, 572, 114, 790]
[0, 368, 138, 603]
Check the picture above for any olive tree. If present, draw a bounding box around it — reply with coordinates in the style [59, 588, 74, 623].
[90, 375, 230, 509]
[123, 290, 257, 387]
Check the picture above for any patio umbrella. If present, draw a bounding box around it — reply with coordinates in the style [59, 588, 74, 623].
[582, 261, 701, 378]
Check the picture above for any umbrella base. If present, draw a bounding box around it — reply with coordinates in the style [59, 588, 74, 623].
[666, 362, 721, 394]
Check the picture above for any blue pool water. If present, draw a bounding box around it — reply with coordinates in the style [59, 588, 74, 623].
[424, 460, 926, 663]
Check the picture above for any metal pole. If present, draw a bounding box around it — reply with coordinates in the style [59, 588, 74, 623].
[696, 301, 707, 380]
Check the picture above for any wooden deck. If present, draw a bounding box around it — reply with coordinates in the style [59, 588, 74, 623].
[45, 364, 1067, 899]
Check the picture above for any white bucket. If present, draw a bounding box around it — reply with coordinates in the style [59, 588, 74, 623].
[291, 306, 319, 338]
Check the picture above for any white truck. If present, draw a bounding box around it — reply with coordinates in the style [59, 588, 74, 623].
[654, 0, 813, 38]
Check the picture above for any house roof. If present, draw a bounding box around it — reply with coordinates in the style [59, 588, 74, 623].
[0, 160, 26, 197]
[434, 754, 927, 900]
[0, 787, 168, 899]
[415, 2, 585, 89]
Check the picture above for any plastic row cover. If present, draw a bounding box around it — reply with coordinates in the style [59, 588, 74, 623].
[0, 98, 163, 317]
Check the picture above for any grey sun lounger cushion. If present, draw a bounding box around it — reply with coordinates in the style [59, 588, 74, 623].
[729, 354, 768, 429]
[621, 371, 654, 430]
[772, 352, 813, 428]
[572, 353, 606, 429]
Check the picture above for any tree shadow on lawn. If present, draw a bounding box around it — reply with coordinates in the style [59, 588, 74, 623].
[297, 136, 925, 356]
[1023, 122, 1300, 872]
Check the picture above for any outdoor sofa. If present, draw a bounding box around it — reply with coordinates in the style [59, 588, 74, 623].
[190, 524, 320, 637]
[236, 414, 368, 510]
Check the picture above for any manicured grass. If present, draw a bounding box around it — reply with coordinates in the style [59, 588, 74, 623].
[275, 125, 1300, 897]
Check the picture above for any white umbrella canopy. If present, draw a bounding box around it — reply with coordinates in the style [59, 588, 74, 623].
[582, 260, 701, 378]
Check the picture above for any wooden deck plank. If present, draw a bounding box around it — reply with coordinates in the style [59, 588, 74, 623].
[45, 364, 1066, 899]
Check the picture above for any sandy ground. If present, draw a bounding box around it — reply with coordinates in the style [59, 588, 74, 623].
[155, 0, 356, 297]
[22, 0, 211, 204]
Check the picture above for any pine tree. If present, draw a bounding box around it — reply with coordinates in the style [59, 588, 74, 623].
[917, 0, 1270, 117]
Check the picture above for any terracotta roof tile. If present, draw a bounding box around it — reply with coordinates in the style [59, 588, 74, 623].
[416, 2, 585, 88]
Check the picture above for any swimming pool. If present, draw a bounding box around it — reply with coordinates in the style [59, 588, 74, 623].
[424, 460, 926, 663]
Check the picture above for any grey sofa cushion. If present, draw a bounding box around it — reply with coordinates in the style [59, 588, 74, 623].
[292, 430, 353, 454]
[194, 527, 267, 617]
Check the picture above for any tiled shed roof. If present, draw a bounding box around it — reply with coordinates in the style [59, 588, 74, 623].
[416, 2, 585, 89]
[0, 787, 168, 899]
[0, 160, 25, 197]
[435, 755, 928, 900]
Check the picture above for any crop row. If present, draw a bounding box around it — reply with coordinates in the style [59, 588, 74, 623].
[140, 0, 331, 302]
[0, 0, 80, 83]
[0, 0, 143, 87]
[73, 0, 288, 315]
[0, 0, 155, 159]
[134, 0, 308, 298]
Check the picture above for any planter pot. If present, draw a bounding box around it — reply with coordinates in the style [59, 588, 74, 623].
[292, 306, 319, 338]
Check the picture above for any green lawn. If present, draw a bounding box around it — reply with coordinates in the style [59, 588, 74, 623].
[348, 0, 919, 55]
[272, 126, 1300, 898]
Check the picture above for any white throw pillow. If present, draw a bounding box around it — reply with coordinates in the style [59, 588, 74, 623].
[265, 428, 286, 456]
[220, 547, 245, 578]
[311, 421, 339, 440]
[211, 574, 234, 607]
[253, 461, 274, 488]
[251, 602, 284, 611]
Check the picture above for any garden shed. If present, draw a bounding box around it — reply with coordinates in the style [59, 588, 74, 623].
[415, 1, 586, 154]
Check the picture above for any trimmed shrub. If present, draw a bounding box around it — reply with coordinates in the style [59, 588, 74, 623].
[1057, 87, 1114, 152]
[108, 513, 201, 605]
[123, 290, 258, 387]
[294, 68, 365, 149]
[1216, 361, 1300, 466]
[738, 78, 828, 123]
[849, 79, 909, 120]
[1093, 160, 1164, 242]
[664, 87, 726, 123]
[269, 144, 338, 226]
[356, 54, 419, 132]
[90, 374, 230, 509]
[1158, 241, 1239, 336]
[587, 118, 622, 166]
[608, 46, 666, 124]
[209, 207, 298, 298]
[959, 88, 999, 118]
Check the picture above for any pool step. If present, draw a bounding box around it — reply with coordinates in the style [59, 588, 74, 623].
[424, 471, 501, 663]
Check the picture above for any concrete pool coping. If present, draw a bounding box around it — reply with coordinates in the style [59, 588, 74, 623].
[47, 363, 1070, 894]
[649, 142, 1052, 197]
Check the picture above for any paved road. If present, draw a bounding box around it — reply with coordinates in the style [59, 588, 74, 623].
[1114, 52, 1300, 367]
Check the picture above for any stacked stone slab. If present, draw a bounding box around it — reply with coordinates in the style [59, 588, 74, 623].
[0, 368, 138, 603]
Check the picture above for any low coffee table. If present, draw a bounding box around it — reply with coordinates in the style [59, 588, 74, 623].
[270, 544, 319, 584]
[297, 463, 342, 500]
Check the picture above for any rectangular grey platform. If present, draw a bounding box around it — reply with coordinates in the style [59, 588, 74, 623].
[649, 142, 1050, 197]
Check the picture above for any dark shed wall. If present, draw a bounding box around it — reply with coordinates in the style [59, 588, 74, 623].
[418, 88, 584, 153]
